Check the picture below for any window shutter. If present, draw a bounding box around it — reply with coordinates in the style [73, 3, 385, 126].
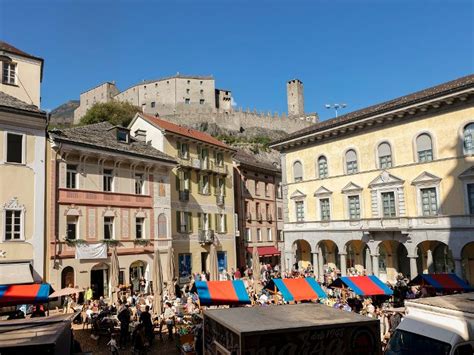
[198, 213, 202, 230]
[197, 145, 201, 158]
[175, 171, 180, 191]
[176, 211, 181, 232]
[213, 150, 217, 162]
[212, 175, 217, 195]
[187, 212, 193, 232]
[177, 141, 181, 154]
[214, 214, 218, 232]
[222, 178, 226, 196]
[224, 214, 227, 233]
[198, 174, 203, 194]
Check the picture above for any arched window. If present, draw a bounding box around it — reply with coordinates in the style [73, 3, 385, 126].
[317, 156, 328, 179]
[293, 161, 303, 182]
[463, 123, 474, 154]
[345, 150, 358, 174]
[416, 134, 433, 162]
[157, 214, 167, 239]
[378, 142, 392, 168]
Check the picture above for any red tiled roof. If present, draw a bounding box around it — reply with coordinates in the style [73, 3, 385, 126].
[139, 113, 232, 150]
[0, 41, 43, 61]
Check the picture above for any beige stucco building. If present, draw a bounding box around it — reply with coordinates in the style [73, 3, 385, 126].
[46, 122, 176, 296]
[129, 113, 237, 283]
[73, 82, 119, 123]
[271, 74, 474, 284]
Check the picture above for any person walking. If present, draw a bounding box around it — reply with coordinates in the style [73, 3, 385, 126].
[117, 303, 131, 349]
[139, 305, 154, 345]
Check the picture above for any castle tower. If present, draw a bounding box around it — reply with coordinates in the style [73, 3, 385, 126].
[287, 79, 304, 117]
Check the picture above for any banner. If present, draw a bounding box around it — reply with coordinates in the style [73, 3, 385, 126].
[75, 243, 107, 260]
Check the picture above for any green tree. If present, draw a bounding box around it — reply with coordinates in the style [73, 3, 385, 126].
[80, 101, 140, 127]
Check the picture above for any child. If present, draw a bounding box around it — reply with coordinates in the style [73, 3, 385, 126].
[107, 334, 119, 355]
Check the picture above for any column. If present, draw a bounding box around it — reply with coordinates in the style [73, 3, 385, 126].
[285, 251, 293, 273]
[317, 248, 324, 281]
[312, 252, 318, 274]
[426, 249, 434, 273]
[454, 258, 463, 279]
[372, 254, 379, 277]
[339, 253, 347, 276]
[365, 250, 372, 275]
[409, 256, 418, 280]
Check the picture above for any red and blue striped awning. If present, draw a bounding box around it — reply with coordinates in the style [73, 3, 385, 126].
[330, 276, 393, 296]
[409, 273, 473, 292]
[273, 278, 327, 302]
[0, 283, 53, 306]
[196, 280, 251, 306]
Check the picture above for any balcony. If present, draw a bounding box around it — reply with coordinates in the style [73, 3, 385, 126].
[198, 229, 214, 244]
[210, 161, 228, 175]
[58, 188, 152, 208]
[216, 194, 225, 206]
[179, 190, 190, 202]
[257, 213, 263, 222]
[200, 159, 210, 170]
[177, 156, 201, 170]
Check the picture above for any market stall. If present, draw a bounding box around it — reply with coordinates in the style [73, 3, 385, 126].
[0, 283, 53, 307]
[272, 277, 327, 302]
[408, 273, 473, 293]
[195, 280, 251, 306]
[329, 275, 393, 296]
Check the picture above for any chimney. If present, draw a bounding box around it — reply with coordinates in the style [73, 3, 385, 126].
[134, 129, 147, 142]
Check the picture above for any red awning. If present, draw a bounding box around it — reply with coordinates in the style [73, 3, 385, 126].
[247, 246, 280, 256]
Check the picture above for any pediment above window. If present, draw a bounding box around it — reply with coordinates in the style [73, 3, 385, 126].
[341, 182, 363, 194]
[459, 166, 474, 180]
[135, 209, 147, 218]
[103, 207, 117, 217]
[314, 186, 332, 197]
[3, 197, 25, 210]
[290, 189, 306, 200]
[65, 205, 82, 216]
[411, 171, 441, 185]
[369, 171, 404, 188]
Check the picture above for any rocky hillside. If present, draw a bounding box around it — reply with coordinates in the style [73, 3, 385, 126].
[49, 100, 79, 127]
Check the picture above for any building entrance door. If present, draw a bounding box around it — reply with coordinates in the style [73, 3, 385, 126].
[91, 263, 109, 298]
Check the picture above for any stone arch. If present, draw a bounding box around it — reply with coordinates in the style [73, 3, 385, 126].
[129, 260, 148, 293]
[344, 240, 367, 273]
[461, 242, 474, 285]
[376, 240, 409, 282]
[91, 262, 109, 298]
[292, 239, 311, 269]
[61, 266, 75, 288]
[416, 241, 455, 274]
[317, 240, 339, 271]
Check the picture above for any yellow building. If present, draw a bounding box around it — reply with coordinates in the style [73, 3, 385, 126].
[129, 113, 237, 282]
[271, 74, 474, 284]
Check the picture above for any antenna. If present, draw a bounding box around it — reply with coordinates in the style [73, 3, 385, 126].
[325, 103, 347, 118]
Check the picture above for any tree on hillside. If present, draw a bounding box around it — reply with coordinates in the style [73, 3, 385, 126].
[80, 101, 141, 127]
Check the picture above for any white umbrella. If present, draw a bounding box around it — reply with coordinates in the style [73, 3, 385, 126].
[209, 244, 218, 281]
[49, 287, 83, 299]
[152, 248, 163, 315]
[167, 246, 176, 299]
[110, 247, 120, 303]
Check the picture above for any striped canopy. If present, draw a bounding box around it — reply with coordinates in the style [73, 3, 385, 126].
[409, 273, 473, 292]
[0, 283, 53, 306]
[330, 276, 393, 296]
[196, 280, 251, 306]
[273, 278, 327, 302]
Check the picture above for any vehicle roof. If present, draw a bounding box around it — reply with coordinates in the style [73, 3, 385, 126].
[406, 293, 474, 314]
[203, 303, 377, 335]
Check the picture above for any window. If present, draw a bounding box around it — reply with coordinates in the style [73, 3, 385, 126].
[66, 216, 78, 240]
[200, 89, 204, 94]
[416, 134, 433, 162]
[216, 176, 225, 196]
[295, 201, 304, 222]
[198, 213, 210, 231]
[136, 217, 144, 239]
[468, 184, 474, 214]
[103, 169, 113, 192]
[277, 183, 282, 199]
[66, 165, 77, 189]
[187, 80, 191, 84]
[6, 133, 23, 163]
[186, 88, 190, 94]
[135, 173, 144, 194]
[200, 99, 205, 105]
[178, 142, 189, 159]
[215, 152, 224, 166]
[378, 143, 392, 168]
[320, 198, 330, 221]
[345, 150, 358, 174]
[277, 207, 283, 219]
[266, 204, 271, 220]
[267, 228, 272, 241]
[246, 228, 251, 242]
[215, 214, 227, 233]
[421, 188, 438, 216]
[464, 123, 474, 154]
[257, 228, 262, 242]
[157, 214, 167, 239]
[293, 161, 303, 182]
[255, 181, 260, 195]
[177, 211, 192, 233]
[265, 183, 270, 197]
[185, 98, 190, 104]
[2, 62, 16, 85]
[318, 156, 328, 178]
[117, 130, 129, 143]
[199, 174, 210, 194]
[348, 195, 361, 220]
[199, 147, 209, 168]
[4, 210, 21, 240]
[382, 192, 396, 217]
[151, 101, 156, 108]
[277, 230, 283, 241]
[217, 251, 227, 272]
[104, 217, 114, 240]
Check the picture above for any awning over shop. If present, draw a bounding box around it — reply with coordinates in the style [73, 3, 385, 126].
[0, 263, 34, 285]
[330, 276, 393, 296]
[409, 273, 473, 292]
[246, 246, 280, 257]
[273, 278, 327, 302]
[0, 283, 53, 307]
[196, 280, 251, 306]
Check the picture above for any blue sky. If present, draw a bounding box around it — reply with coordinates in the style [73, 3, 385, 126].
[1, 0, 473, 120]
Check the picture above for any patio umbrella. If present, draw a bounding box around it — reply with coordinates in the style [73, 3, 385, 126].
[110, 247, 120, 303]
[152, 248, 164, 315]
[167, 246, 176, 299]
[209, 244, 218, 281]
[252, 246, 261, 294]
[49, 287, 83, 299]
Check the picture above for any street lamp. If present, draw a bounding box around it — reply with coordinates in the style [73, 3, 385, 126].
[325, 103, 347, 118]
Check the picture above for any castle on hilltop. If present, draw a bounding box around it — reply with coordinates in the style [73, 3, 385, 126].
[72, 74, 318, 134]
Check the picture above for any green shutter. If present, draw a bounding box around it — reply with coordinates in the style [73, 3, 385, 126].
[214, 214, 218, 232]
[198, 174, 203, 194]
[177, 141, 181, 154]
[197, 145, 201, 157]
[222, 177, 226, 196]
[187, 212, 193, 233]
[176, 211, 181, 232]
[175, 171, 180, 191]
[197, 212, 202, 230]
[224, 214, 227, 233]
